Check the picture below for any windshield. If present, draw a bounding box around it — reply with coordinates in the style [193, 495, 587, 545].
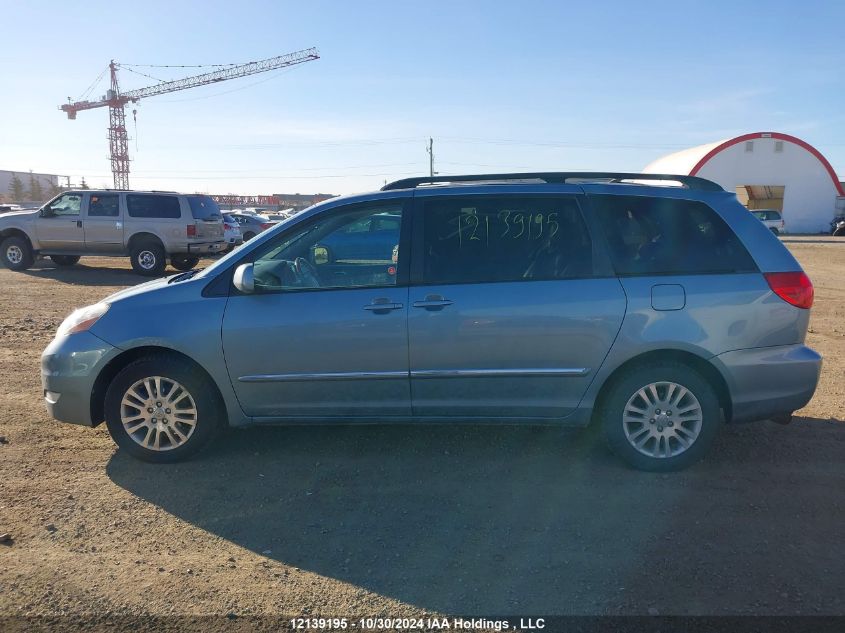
[187, 195, 223, 220]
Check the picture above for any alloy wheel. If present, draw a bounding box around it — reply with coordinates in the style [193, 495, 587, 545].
[6, 245, 22, 264]
[622, 381, 703, 459]
[138, 250, 156, 270]
[120, 376, 198, 451]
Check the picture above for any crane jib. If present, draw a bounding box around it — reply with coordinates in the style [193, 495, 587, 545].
[57, 47, 320, 190]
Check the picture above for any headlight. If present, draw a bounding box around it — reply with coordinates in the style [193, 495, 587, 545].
[57, 303, 110, 337]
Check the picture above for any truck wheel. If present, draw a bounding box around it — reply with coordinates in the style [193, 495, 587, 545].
[130, 241, 166, 276]
[598, 362, 721, 472]
[50, 255, 80, 267]
[1, 236, 34, 271]
[835, 227, 845, 237]
[171, 254, 200, 272]
[104, 355, 223, 463]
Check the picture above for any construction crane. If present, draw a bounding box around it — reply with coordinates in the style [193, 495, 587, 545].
[59, 47, 320, 190]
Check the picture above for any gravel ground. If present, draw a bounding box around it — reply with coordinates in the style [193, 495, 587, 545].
[0, 244, 843, 624]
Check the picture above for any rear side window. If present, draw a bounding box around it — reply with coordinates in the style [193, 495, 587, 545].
[591, 195, 757, 276]
[88, 193, 119, 217]
[187, 195, 222, 220]
[127, 194, 181, 219]
[421, 196, 593, 284]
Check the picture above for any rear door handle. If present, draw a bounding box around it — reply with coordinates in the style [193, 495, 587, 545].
[413, 295, 453, 311]
[363, 299, 404, 313]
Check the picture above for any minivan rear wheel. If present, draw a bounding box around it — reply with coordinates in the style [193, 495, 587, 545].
[598, 362, 721, 472]
[170, 254, 200, 271]
[130, 241, 166, 276]
[104, 355, 222, 463]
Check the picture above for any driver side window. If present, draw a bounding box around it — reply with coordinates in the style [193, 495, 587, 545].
[46, 193, 82, 217]
[251, 202, 404, 292]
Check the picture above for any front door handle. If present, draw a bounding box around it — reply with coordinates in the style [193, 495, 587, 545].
[75, 220, 82, 228]
[363, 299, 403, 313]
[412, 295, 453, 311]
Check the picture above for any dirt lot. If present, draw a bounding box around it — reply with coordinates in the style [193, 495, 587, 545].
[1, 243, 843, 624]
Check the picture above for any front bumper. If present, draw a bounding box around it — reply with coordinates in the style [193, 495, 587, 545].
[41, 331, 118, 427]
[184, 240, 226, 254]
[712, 344, 822, 423]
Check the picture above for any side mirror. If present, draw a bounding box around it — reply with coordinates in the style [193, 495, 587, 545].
[233, 263, 255, 293]
[40, 207, 54, 218]
[311, 245, 329, 265]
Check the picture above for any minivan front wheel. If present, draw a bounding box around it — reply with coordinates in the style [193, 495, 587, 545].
[599, 363, 721, 471]
[130, 241, 166, 276]
[104, 356, 222, 463]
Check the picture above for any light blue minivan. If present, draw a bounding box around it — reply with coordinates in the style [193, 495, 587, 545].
[41, 173, 821, 470]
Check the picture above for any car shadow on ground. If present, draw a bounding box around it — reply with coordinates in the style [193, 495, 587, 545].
[22, 261, 164, 286]
[107, 417, 845, 615]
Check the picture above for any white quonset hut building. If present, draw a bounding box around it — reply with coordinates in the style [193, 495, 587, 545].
[644, 132, 845, 233]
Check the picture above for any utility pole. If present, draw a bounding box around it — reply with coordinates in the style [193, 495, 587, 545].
[427, 137, 435, 177]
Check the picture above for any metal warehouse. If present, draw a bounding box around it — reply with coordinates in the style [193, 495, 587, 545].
[643, 132, 845, 233]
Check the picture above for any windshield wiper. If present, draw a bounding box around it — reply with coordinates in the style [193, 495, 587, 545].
[168, 268, 202, 284]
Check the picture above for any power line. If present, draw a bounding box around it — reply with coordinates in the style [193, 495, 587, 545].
[66, 171, 422, 181]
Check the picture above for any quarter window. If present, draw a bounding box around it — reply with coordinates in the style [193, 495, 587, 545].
[250, 203, 404, 292]
[421, 196, 593, 285]
[591, 195, 757, 276]
[127, 195, 181, 219]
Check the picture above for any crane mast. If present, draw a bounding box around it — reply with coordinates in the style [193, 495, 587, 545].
[60, 48, 319, 190]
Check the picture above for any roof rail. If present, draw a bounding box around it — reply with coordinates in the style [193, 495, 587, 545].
[380, 172, 723, 192]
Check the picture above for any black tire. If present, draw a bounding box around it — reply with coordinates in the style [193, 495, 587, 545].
[834, 227, 845, 237]
[243, 231, 256, 242]
[130, 240, 166, 277]
[104, 355, 223, 463]
[50, 255, 80, 267]
[170, 254, 200, 272]
[598, 362, 721, 472]
[1, 235, 34, 271]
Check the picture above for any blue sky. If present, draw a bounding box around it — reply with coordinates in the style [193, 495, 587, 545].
[2, 0, 844, 195]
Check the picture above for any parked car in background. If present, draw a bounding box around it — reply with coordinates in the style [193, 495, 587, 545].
[228, 212, 275, 241]
[0, 190, 226, 276]
[751, 209, 786, 234]
[222, 214, 243, 251]
[831, 215, 845, 236]
[0, 204, 23, 215]
[264, 210, 296, 223]
[41, 172, 820, 472]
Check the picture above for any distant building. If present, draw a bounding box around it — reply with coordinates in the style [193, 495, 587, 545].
[0, 169, 61, 204]
[273, 193, 335, 211]
[212, 192, 335, 212]
[644, 132, 844, 233]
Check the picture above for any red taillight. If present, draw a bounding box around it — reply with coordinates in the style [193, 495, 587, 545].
[186, 224, 197, 238]
[224, 223, 233, 230]
[764, 272, 814, 309]
[260, 223, 273, 231]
